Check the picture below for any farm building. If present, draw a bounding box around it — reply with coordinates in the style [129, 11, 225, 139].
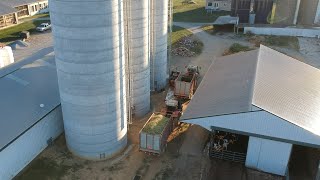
[1, 0, 49, 20]
[0, 3, 19, 28]
[181, 45, 320, 177]
[231, 0, 320, 25]
[206, 0, 231, 12]
[0, 54, 63, 180]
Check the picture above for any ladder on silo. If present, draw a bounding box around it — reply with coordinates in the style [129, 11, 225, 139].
[124, 0, 133, 125]
[150, 0, 156, 91]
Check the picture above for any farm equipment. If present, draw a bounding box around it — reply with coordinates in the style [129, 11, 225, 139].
[174, 73, 196, 99]
[186, 65, 200, 78]
[139, 112, 178, 154]
[169, 70, 180, 87]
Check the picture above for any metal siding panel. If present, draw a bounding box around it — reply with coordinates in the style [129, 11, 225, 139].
[140, 132, 147, 149]
[245, 136, 261, 168]
[0, 106, 63, 180]
[257, 138, 292, 176]
[154, 135, 160, 151]
[146, 134, 153, 150]
[184, 111, 320, 148]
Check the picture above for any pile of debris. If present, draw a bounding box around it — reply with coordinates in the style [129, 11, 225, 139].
[172, 37, 199, 57]
[172, 47, 196, 57]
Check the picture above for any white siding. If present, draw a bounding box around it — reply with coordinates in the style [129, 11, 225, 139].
[246, 137, 292, 176]
[244, 27, 320, 38]
[183, 111, 320, 148]
[0, 106, 63, 180]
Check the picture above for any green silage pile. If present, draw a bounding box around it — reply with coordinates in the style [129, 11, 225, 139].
[143, 114, 169, 135]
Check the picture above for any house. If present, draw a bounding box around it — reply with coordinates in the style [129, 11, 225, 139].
[231, 0, 320, 26]
[181, 45, 320, 177]
[206, 0, 231, 12]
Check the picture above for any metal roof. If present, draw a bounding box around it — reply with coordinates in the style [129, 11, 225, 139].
[253, 45, 320, 136]
[0, 3, 17, 16]
[182, 49, 259, 120]
[0, 53, 60, 151]
[213, 15, 239, 25]
[0, 0, 46, 8]
[182, 45, 320, 137]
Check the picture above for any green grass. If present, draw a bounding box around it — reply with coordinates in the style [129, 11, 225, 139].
[0, 20, 48, 43]
[170, 25, 204, 55]
[224, 43, 253, 56]
[171, 25, 193, 45]
[263, 36, 300, 50]
[173, 0, 229, 22]
[201, 25, 216, 34]
[246, 34, 300, 50]
[19, 13, 50, 22]
[15, 157, 72, 180]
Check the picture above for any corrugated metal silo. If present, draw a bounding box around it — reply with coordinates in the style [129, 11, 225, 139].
[50, 0, 127, 160]
[125, 0, 151, 117]
[150, 0, 168, 91]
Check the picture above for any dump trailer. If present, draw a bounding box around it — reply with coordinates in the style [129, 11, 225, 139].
[139, 112, 177, 154]
[174, 73, 196, 99]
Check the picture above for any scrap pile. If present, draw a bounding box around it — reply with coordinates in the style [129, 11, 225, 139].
[172, 37, 199, 57]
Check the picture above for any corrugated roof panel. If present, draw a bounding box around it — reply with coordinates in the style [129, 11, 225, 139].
[181, 50, 259, 120]
[253, 45, 320, 136]
[0, 56, 60, 150]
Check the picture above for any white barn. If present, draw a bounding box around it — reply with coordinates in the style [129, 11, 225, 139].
[181, 45, 320, 176]
[0, 54, 63, 180]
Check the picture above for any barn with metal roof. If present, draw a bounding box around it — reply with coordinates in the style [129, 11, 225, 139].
[0, 53, 63, 180]
[181, 45, 320, 176]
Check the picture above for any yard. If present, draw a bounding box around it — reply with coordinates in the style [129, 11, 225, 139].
[173, 0, 229, 22]
[0, 14, 50, 44]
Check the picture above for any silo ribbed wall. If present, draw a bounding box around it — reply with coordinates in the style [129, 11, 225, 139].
[127, 0, 151, 117]
[50, 0, 127, 160]
[151, 0, 168, 91]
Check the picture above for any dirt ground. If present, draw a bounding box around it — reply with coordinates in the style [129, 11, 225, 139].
[14, 22, 320, 180]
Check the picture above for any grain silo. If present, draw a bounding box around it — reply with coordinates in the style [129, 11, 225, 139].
[124, 0, 151, 117]
[50, 0, 127, 160]
[150, 0, 169, 91]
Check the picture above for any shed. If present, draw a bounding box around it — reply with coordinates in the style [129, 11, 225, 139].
[0, 53, 63, 180]
[181, 45, 320, 176]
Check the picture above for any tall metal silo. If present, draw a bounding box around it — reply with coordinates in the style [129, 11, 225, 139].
[124, 0, 151, 117]
[50, 0, 127, 160]
[150, 0, 168, 91]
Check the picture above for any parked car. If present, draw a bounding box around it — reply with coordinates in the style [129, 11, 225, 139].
[36, 23, 51, 32]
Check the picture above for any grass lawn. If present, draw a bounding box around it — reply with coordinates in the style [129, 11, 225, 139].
[170, 25, 204, 55]
[19, 13, 50, 22]
[173, 0, 229, 22]
[0, 20, 48, 43]
[224, 43, 253, 56]
[171, 25, 193, 45]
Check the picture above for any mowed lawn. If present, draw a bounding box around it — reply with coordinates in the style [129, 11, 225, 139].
[171, 25, 193, 45]
[0, 13, 50, 43]
[173, 0, 229, 22]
